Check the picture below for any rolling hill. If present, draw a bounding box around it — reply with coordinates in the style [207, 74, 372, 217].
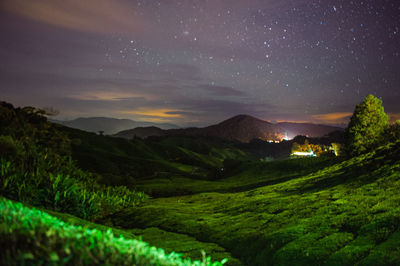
[103, 140, 400, 265]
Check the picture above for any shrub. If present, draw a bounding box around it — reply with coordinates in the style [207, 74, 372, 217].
[0, 157, 147, 220]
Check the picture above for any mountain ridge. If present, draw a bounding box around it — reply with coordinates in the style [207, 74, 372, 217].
[52, 117, 179, 135]
[114, 114, 343, 142]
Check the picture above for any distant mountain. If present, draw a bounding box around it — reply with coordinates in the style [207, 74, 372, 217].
[114, 114, 344, 142]
[53, 117, 179, 135]
[277, 122, 344, 139]
[186, 114, 284, 142]
[115, 115, 284, 142]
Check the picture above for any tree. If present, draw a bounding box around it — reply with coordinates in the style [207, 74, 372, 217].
[345, 94, 389, 156]
[385, 120, 400, 142]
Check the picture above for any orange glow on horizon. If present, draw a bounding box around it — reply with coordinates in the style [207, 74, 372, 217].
[311, 112, 353, 124]
[119, 108, 182, 120]
[389, 113, 400, 123]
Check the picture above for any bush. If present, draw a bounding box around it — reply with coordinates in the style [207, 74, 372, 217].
[0, 197, 227, 266]
[0, 157, 147, 220]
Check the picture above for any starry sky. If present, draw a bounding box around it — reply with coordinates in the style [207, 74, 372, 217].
[1, 0, 399, 127]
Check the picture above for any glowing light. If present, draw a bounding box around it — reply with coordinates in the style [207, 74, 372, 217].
[292, 151, 316, 157]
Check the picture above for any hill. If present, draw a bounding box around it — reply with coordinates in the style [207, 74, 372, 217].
[115, 114, 283, 142]
[54, 117, 179, 135]
[116, 126, 166, 139]
[115, 115, 342, 143]
[192, 114, 284, 142]
[61, 126, 250, 186]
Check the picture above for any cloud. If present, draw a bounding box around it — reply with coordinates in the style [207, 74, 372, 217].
[311, 112, 353, 125]
[118, 108, 183, 122]
[198, 84, 246, 96]
[389, 113, 400, 123]
[2, 0, 146, 34]
[69, 91, 153, 102]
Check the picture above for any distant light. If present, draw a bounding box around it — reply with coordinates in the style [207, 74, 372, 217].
[292, 151, 316, 157]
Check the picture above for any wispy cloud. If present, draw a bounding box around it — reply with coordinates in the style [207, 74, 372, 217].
[2, 0, 146, 34]
[311, 112, 353, 125]
[389, 113, 400, 123]
[119, 108, 183, 122]
[198, 84, 246, 96]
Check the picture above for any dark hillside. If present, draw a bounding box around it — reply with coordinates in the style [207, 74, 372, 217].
[62, 126, 250, 187]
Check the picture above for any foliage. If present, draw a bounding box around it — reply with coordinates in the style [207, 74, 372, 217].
[0, 155, 147, 220]
[345, 95, 389, 156]
[385, 120, 400, 142]
[290, 140, 336, 157]
[331, 142, 343, 156]
[0, 135, 23, 158]
[291, 140, 321, 155]
[0, 197, 227, 266]
[0, 102, 147, 220]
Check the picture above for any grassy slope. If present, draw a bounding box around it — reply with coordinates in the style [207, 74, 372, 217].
[46, 207, 241, 264]
[134, 157, 338, 197]
[102, 141, 400, 265]
[0, 198, 233, 265]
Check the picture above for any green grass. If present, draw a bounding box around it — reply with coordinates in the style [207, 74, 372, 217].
[0, 197, 227, 265]
[102, 141, 400, 265]
[44, 208, 240, 265]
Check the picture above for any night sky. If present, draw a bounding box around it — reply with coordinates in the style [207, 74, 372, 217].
[1, 0, 399, 127]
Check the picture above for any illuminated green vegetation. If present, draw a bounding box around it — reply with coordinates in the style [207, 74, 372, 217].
[0, 198, 226, 265]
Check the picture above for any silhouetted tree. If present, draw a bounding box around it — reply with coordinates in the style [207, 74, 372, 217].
[345, 94, 389, 156]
